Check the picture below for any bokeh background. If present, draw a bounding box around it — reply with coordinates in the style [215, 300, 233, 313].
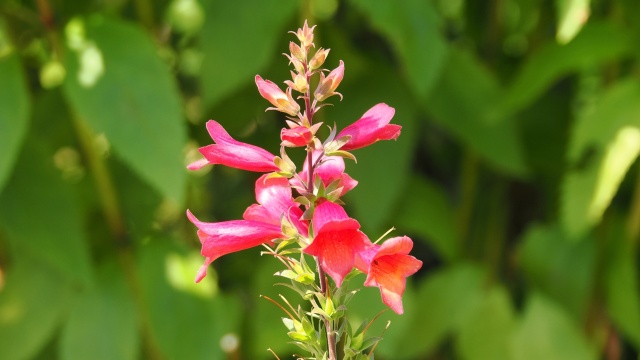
[1, 0, 639, 359]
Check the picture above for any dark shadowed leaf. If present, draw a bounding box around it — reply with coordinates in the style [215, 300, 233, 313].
[349, 0, 447, 99]
[0, 21, 30, 193]
[394, 175, 458, 261]
[60, 260, 138, 360]
[0, 254, 75, 360]
[425, 48, 528, 176]
[63, 16, 187, 205]
[511, 293, 597, 360]
[199, 0, 299, 108]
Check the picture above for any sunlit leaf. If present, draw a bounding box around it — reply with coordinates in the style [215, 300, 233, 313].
[0, 138, 93, 285]
[518, 224, 596, 320]
[63, 16, 187, 205]
[199, 0, 299, 108]
[456, 286, 516, 360]
[555, 0, 590, 44]
[0, 21, 30, 194]
[499, 22, 632, 117]
[393, 175, 458, 261]
[511, 293, 597, 360]
[562, 80, 640, 237]
[0, 254, 75, 360]
[425, 48, 528, 176]
[349, 0, 447, 99]
[60, 260, 138, 360]
[137, 239, 239, 360]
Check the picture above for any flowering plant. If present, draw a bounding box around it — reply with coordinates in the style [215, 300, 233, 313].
[187, 21, 422, 359]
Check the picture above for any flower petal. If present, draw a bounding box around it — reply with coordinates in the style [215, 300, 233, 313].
[338, 103, 400, 151]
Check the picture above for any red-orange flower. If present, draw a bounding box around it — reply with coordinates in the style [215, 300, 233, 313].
[356, 236, 422, 314]
[303, 201, 369, 287]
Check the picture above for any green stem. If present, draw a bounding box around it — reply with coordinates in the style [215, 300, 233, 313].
[71, 115, 163, 360]
[458, 150, 479, 249]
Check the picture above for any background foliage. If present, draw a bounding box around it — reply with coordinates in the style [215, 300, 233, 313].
[0, 0, 639, 359]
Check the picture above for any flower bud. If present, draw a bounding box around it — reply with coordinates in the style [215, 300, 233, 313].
[289, 41, 305, 62]
[314, 60, 344, 102]
[291, 20, 315, 49]
[284, 71, 309, 93]
[281, 126, 313, 147]
[255, 75, 300, 116]
[309, 48, 329, 71]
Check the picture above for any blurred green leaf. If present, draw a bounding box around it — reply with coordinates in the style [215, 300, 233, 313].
[63, 16, 187, 205]
[0, 23, 30, 194]
[456, 285, 516, 360]
[426, 48, 528, 176]
[518, 224, 596, 320]
[604, 224, 640, 346]
[332, 63, 418, 233]
[511, 293, 597, 360]
[199, 0, 299, 108]
[392, 264, 486, 357]
[562, 80, 640, 237]
[394, 175, 458, 260]
[0, 254, 75, 360]
[0, 138, 93, 285]
[500, 22, 632, 117]
[137, 239, 240, 360]
[349, 0, 447, 99]
[60, 260, 138, 360]
[555, 0, 590, 44]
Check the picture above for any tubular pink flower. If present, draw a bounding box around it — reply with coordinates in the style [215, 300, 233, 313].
[314, 60, 344, 101]
[303, 201, 369, 287]
[290, 150, 358, 196]
[337, 103, 401, 151]
[243, 174, 308, 235]
[187, 120, 279, 172]
[356, 236, 422, 314]
[255, 75, 300, 116]
[187, 210, 284, 283]
[281, 126, 313, 147]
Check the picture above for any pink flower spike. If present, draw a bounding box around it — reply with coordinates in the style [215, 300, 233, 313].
[243, 174, 308, 235]
[337, 103, 401, 151]
[255, 75, 300, 116]
[303, 201, 369, 287]
[192, 120, 279, 173]
[187, 210, 285, 282]
[362, 236, 422, 314]
[281, 126, 313, 147]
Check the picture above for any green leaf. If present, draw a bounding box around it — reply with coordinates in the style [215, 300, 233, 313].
[499, 22, 632, 117]
[518, 224, 596, 320]
[63, 16, 187, 205]
[425, 48, 528, 176]
[0, 138, 93, 285]
[0, 21, 30, 194]
[199, 0, 299, 108]
[392, 264, 486, 357]
[349, 0, 447, 99]
[603, 218, 640, 346]
[60, 260, 138, 360]
[456, 286, 517, 360]
[555, 0, 590, 44]
[562, 80, 640, 237]
[511, 293, 597, 360]
[0, 254, 75, 360]
[330, 63, 418, 233]
[393, 175, 458, 261]
[137, 239, 240, 360]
